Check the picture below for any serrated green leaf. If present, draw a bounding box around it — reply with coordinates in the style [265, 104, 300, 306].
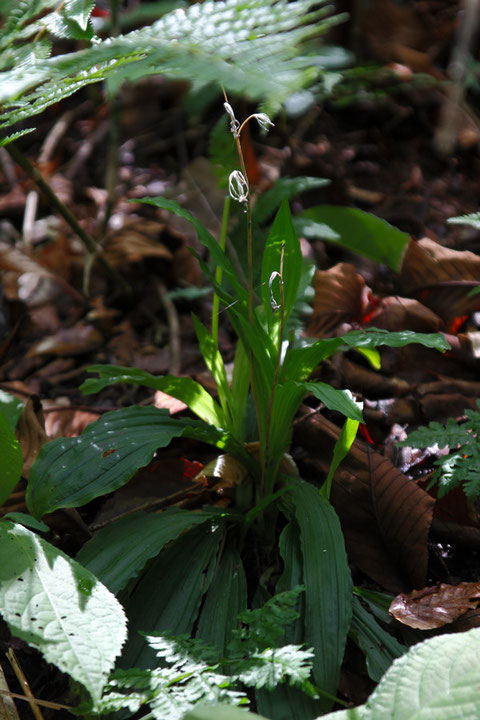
[0, 522, 126, 705]
[77, 509, 214, 594]
[185, 705, 267, 720]
[261, 199, 302, 326]
[447, 211, 480, 230]
[321, 627, 480, 720]
[296, 206, 410, 271]
[286, 480, 352, 714]
[0, 0, 340, 128]
[0, 410, 23, 506]
[0, 128, 35, 146]
[80, 364, 225, 426]
[121, 521, 224, 669]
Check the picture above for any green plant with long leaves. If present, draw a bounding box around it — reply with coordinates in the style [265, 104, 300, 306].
[0, 100, 447, 718]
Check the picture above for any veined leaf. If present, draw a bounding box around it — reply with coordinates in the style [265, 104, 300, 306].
[185, 705, 267, 720]
[261, 199, 302, 326]
[349, 596, 405, 683]
[135, 197, 248, 303]
[0, 0, 340, 127]
[322, 416, 359, 500]
[300, 383, 363, 422]
[121, 521, 224, 669]
[286, 480, 352, 713]
[196, 539, 247, 658]
[192, 315, 234, 425]
[80, 364, 225, 427]
[340, 328, 450, 352]
[76, 509, 215, 594]
[447, 211, 480, 230]
[254, 177, 330, 224]
[0, 389, 23, 432]
[0, 522, 126, 706]
[296, 207, 410, 271]
[0, 410, 23, 507]
[27, 407, 237, 518]
[321, 627, 480, 720]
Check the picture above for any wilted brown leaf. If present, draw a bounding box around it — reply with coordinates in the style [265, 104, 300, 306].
[15, 397, 48, 476]
[400, 237, 480, 321]
[26, 323, 103, 357]
[104, 218, 172, 266]
[390, 581, 480, 630]
[308, 263, 366, 337]
[364, 295, 442, 333]
[296, 408, 434, 592]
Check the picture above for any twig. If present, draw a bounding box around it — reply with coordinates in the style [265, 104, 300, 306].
[6, 650, 44, 720]
[0, 689, 72, 713]
[4, 142, 130, 296]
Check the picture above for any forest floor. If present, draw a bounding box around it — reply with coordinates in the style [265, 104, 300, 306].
[1, 52, 480, 716]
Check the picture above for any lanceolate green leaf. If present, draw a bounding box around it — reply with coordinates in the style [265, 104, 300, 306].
[286, 480, 352, 713]
[0, 389, 24, 432]
[135, 197, 248, 303]
[81, 364, 225, 427]
[0, 410, 23, 507]
[322, 416, 359, 499]
[27, 407, 238, 519]
[341, 328, 450, 352]
[296, 206, 410, 271]
[349, 596, 405, 683]
[196, 540, 247, 658]
[0, 522, 127, 706]
[261, 198, 302, 326]
[300, 383, 363, 422]
[122, 522, 224, 669]
[254, 177, 330, 224]
[321, 627, 480, 720]
[76, 509, 215, 594]
[192, 314, 234, 425]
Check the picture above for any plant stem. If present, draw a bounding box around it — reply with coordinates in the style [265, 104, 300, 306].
[263, 243, 285, 498]
[4, 142, 130, 296]
[212, 195, 230, 346]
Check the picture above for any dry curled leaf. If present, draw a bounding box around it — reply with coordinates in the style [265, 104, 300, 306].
[390, 581, 480, 630]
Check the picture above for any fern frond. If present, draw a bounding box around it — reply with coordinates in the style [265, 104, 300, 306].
[0, 0, 341, 129]
[447, 212, 480, 230]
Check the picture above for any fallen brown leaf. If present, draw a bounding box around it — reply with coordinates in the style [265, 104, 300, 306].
[308, 263, 366, 337]
[390, 581, 480, 630]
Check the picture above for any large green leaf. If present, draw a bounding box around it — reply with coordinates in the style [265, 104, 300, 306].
[0, 409, 23, 507]
[185, 706, 267, 720]
[27, 407, 235, 518]
[0, 522, 126, 706]
[286, 480, 352, 714]
[321, 627, 480, 720]
[261, 199, 302, 326]
[0, 0, 339, 128]
[121, 521, 224, 669]
[76, 509, 214, 594]
[296, 207, 410, 271]
[280, 338, 345, 384]
[196, 539, 247, 658]
[254, 177, 330, 224]
[80, 364, 225, 427]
